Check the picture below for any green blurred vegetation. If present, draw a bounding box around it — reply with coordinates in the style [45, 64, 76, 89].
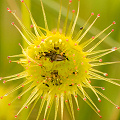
[0, 0, 120, 120]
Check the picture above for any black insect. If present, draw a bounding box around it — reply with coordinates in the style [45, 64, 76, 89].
[73, 71, 78, 74]
[80, 27, 83, 30]
[43, 83, 49, 87]
[73, 72, 76, 74]
[41, 75, 45, 77]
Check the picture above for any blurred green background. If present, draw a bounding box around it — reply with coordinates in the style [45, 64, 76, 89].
[0, 0, 120, 120]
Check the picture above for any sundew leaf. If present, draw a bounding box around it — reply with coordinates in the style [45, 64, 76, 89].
[1, 0, 120, 120]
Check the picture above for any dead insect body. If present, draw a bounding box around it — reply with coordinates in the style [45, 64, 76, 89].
[51, 54, 66, 61]
[51, 70, 62, 86]
[40, 51, 69, 61]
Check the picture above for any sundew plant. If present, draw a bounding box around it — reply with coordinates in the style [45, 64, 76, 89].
[0, 0, 120, 120]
